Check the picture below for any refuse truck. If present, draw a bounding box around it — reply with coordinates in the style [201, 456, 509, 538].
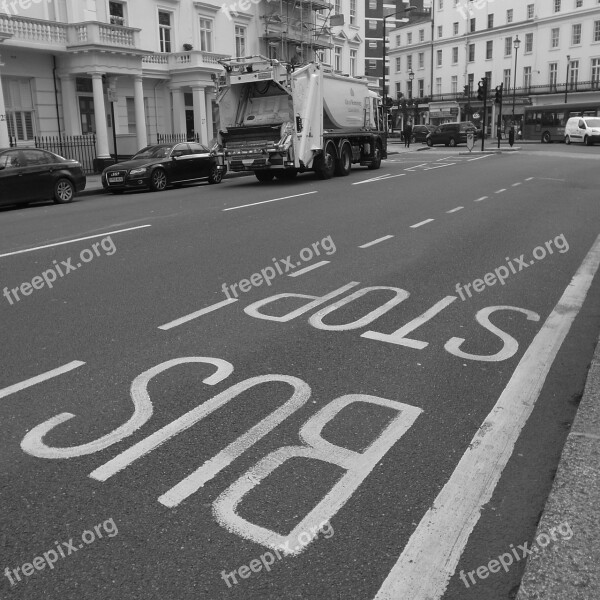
[216, 56, 387, 182]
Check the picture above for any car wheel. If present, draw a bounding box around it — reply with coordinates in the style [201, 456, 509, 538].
[367, 141, 382, 170]
[53, 178, 75, 204]
[565, 135, 571, 145]
[255, 171, 275, 182]
[542, 131, 552, 144]
[315, 141, 337, 178]
[334, 143, 352, 176]
[208, 166, 224, 184]
[585, 135, 593, 146]
[426, 138, 433, 147]
[149, 168, 168, 191]
[448, 138, 457, 147]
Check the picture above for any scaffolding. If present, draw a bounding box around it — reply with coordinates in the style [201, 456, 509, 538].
[260, 0, 334, 66]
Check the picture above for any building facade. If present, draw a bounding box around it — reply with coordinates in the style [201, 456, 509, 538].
[0, 0, 363, 169]
[387, 0, 600, 135]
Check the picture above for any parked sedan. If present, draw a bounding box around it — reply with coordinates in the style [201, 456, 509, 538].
[102, 142, 226, 194]
[0, 148, 86, 207]
[411, 124, 435, 143]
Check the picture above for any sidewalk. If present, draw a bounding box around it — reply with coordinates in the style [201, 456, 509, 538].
[516, 333, 600, 599]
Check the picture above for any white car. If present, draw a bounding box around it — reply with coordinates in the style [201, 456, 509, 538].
[564, 116, 600, 146]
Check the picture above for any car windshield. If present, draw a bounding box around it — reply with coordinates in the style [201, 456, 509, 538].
[132, 145, 171, 159]
[585, 118, 600, 127]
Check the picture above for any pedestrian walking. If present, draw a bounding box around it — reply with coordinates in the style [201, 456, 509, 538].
[404, 123, 413, 148]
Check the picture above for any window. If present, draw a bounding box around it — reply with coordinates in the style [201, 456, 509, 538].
[486, 40, 493, 59]
[485, 71, 492, 87]
[436, 77, 442, 95]
[468, 43, 475, 62]
[438, 25, 443, 38]
[407, 32, 412, 44]
[395, 82, 401, 98]
[506, 9, 513, 23]
[525, 32, 533, 53]
[78, 97, 95, 135]
[198, 18, 213, 52]
[504, 68, 511, 91]
[350, 49, 357, 76]
[523, 66, 532, 90]
[369, 0, 376, 7]
[468, 73, 474, 91]
[437, 49, 442, 66]
[570, 59, 579, 89]
[109, 1, 126, 26]
[592, 58, 600, 89]
[487, 14, 493, 28]
[407, 54, 413, 70]
[576, 0, 582, 6]
[439, 0, 443, 8]
[453, 22, 459, 35]
[554, 0, 561, 12]
[451, 75, 457, 94]
[527, 4, 534, 19]
[551, 28, 560, 48]
[335, 0, 341, 13]
[235, 25, 245, 57]
[126, 97, 136, 134]
[417, 79, 424, 97]
[470, 18, 475, 32]
[4, 79, 35, 142]
[368, 21, 377, 30]
[419, 29, 424, 42]
[452, 46, 458, 64]
[334, 46, 342, 71]
[418, 52, 424, 69]
[396, 34, 401, 46]
[505, 36, 512, 56]
[158, 10, 172, 53]
[350, 0, 356, 25]
[595, 21, 600, 42]
[0, 150, 22, 169]
[396, 56, 401, 72]
[549, 62, 558, 89]
[572, 24, 581, 45]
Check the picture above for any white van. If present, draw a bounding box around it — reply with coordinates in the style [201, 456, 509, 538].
[564, 116, 600, 145]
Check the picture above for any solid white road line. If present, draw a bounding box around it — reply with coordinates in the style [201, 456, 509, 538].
[223, 191, 318, 211]
[495, 188, 506, 193]
[474, 196, 488, 202]
[359, 235, 395, 249]
[410, 219, 435, 229]
[159, 298, 238, 331]
[467, 155, 493, 161]
[405, 163, 428, 171]
[352, 174, 406, 185]
[446, 207, 464, 214]
[288, 261, 330, 277]
[373, 233, 600, 600]
[0, 361, 85, 400]
[0, 225, 152, 259]
[423, 163, 455, 171]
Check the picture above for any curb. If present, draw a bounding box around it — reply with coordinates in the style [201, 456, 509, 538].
[516, 333, 600, 599]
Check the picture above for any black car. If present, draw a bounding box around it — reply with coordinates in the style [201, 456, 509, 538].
[412, 124, 435, 143]
[0, 148, 86, 207]
[426, 122, 479, 147]
[102, 143, 226, 194]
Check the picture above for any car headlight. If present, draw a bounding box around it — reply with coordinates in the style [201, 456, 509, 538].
[129, 167, 148, 176]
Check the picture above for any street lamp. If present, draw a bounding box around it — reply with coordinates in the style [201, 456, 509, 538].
[511, 35, 520, 128]
[564, 55, 571, 104]
[408, 68, 415, 99]
[382, 5, 416, 110]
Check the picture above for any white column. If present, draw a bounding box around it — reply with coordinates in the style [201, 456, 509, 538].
[191, 85, 208, 145]
[170, 86, 186, 135]
[90, 73, 110, 158]
[205, 88, 215, 144]
[133, 75, 148, 149]
[60, 75, 80, 135]
[0, 67, 8, 148]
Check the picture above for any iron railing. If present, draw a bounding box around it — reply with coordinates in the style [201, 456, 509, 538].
[156, 133, 201, 144]
[34, 135, 98, 174]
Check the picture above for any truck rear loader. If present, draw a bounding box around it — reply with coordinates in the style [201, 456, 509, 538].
[216, 56, 387, 182]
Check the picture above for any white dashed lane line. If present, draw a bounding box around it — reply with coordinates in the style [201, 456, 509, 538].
[410, 219, 435, 229]
[495, 189, 506, 194]
[474, 196, 488, 202]
[288, 261, 330, 277]
[0, 361, 85, 400]
[223, 191, 318, 211]
[159, 298, 238, 331]
[446, 207, 464, 214]
[359, 235, 395, 249]
[512, 182, 522, 187]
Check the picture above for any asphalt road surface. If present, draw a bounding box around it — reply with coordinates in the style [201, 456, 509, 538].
[1, 143, 600, 600]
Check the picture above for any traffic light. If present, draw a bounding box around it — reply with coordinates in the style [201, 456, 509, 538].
[463, 84, 470, 98]
[494, 83, 503, 104]
[477, 77, 488, 101]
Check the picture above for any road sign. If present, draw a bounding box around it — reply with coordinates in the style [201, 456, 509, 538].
[466, 132, 475, 152]
[472, 112, 480, 119]
[107, 89, 119, 103]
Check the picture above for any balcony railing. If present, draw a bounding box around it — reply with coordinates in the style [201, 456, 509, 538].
[0, 15, 141, 49]
[142, 51, 231, 71]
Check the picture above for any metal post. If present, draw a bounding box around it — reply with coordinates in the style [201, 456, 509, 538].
[382, 16, 387, 112]
[564, 56, 571, 104]
[481, 80, 486, 152]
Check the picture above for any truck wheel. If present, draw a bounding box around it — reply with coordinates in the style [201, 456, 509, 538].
[367, 142, 382, 170]
[315, 142, 336, 179]
[255, 171, 275, 182]
[275, 169, 298, 180]
[334, 144, 352, 176]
